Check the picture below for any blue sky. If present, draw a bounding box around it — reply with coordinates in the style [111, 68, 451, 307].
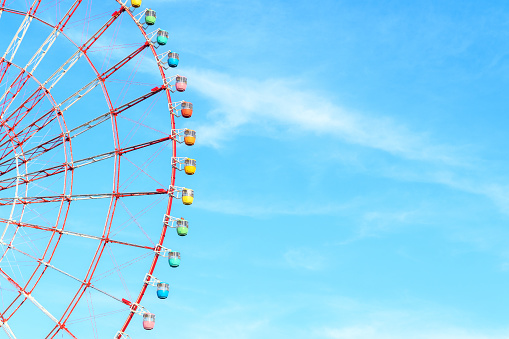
[168, 1, 509, 338]
[2, 0, 509, 338]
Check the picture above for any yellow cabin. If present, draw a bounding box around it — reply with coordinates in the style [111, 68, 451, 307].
[131, 0, 142, 8]
[184, 158, 196, 175]
[184, 129, 196, 146]
[182, 188, 194, 205]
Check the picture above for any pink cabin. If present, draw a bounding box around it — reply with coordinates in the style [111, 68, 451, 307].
[143, 313, 156, 330]
[175, 76, 187, 92]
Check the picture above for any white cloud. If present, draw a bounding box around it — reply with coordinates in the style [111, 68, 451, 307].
[185, 68, 459, 165]
[179, 67, 509, 216]
[154, 291, 509, 339]
[283, 248, 326, 271]
[195, 196, 352, 217]
[314, 300, 509, 339]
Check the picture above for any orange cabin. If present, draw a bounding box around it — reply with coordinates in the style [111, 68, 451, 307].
[181, 101, 193, 118]
[184, 129, 196, 146]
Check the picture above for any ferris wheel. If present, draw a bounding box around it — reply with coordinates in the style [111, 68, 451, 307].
[0, 0, 197, 337]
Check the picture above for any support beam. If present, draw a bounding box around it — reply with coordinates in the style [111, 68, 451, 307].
[0, 190, 168, 206]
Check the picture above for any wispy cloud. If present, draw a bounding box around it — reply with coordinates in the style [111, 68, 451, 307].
[317, 326, 509, 339]
[313, 297, 509, 339]
[195, 196, 353, 218]
[158, 291, 509, 339]
[185, 68, 459, 165]
[283, 248, 326, 271]
[357, 209, 422, 238]
[179, 67, 509, 216]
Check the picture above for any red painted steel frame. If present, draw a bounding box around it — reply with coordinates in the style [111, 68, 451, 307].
[0, 2, 78, 337]
[0, 1, 180, 337]
[114, 3, 178, 337]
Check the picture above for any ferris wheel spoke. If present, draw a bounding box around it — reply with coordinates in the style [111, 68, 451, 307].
[2, 39, 149, 139]
[0, 61, 9, 87]
[0, 126, 169, 183]
[32, 40, 150, 122]
[0, 241, 150, 337]
[0, 66, 46, 126]
[0, 318, 22, 339]
[0, 84, 167, 177]
[0, 3, 38, 88]
[0, 267, 77, 339]
[0, 93, 52, 173]
[0, 59, 49, 127]
[56, 42, 150, 114]
[1, 0, 42, 64]
[0, 111, 61, 174]
[2, 239, 151, 300]
[0, 73, 162, 177]
[58, 83, 165, 138]
[43, 4, 127, 91]
[0, 70, 34, 120]
[0, 190, 168, 206]
[25, 0, 82, 74]
[0, 218, 154, 251]
[0, 135, 172, 192]
[1, 321, 17, 339]
[64, 9, 115, 32]
[0, 1, 83, 118]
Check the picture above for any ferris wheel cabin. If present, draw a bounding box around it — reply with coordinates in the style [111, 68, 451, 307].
[184, 129, 196, 146]
[176, 218, 189, 236]
[168, 52, 180, 68]
[169, 251, 181, 267]
[143, 313, 156, 330]
[156, 282, 170, 299]
[145, 9, 157, 25]
[181, 101, 193, 118]
[131, 0, 142, 8]
[175, 76, 187, 92]
[157, 30, 169, 45]
[184, 158, 196, 175]
[182, 188, 194, 205]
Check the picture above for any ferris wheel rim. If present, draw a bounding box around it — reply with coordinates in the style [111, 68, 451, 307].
[112, 1, 178, 335]
[0, 58, 73, 299]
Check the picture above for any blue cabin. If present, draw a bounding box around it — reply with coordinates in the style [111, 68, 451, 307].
[156, 282, 170, 299]
[168, 251, 181, 267]
[168, 52, 179, 68]
[157, 30, 169, 45]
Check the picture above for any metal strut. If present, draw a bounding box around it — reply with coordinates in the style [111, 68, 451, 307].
[55, 41, 150, 113]
[43, 5, 126, 90]
[1, 0, 41, 62]
[0, 267, 76, 338]
[0, 190, 169, 206]
[0, 0, 83, 118]
[1, 322, 17, 339]
[0, 136, 172, 191]
[0, 240, 142, 314]
[0, 86, 167, 178]
[26, 0, 83, 74]
[0, 218, 154, 250]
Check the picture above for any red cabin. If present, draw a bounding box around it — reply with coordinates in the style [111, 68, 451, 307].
[181, 101, 193, 118]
